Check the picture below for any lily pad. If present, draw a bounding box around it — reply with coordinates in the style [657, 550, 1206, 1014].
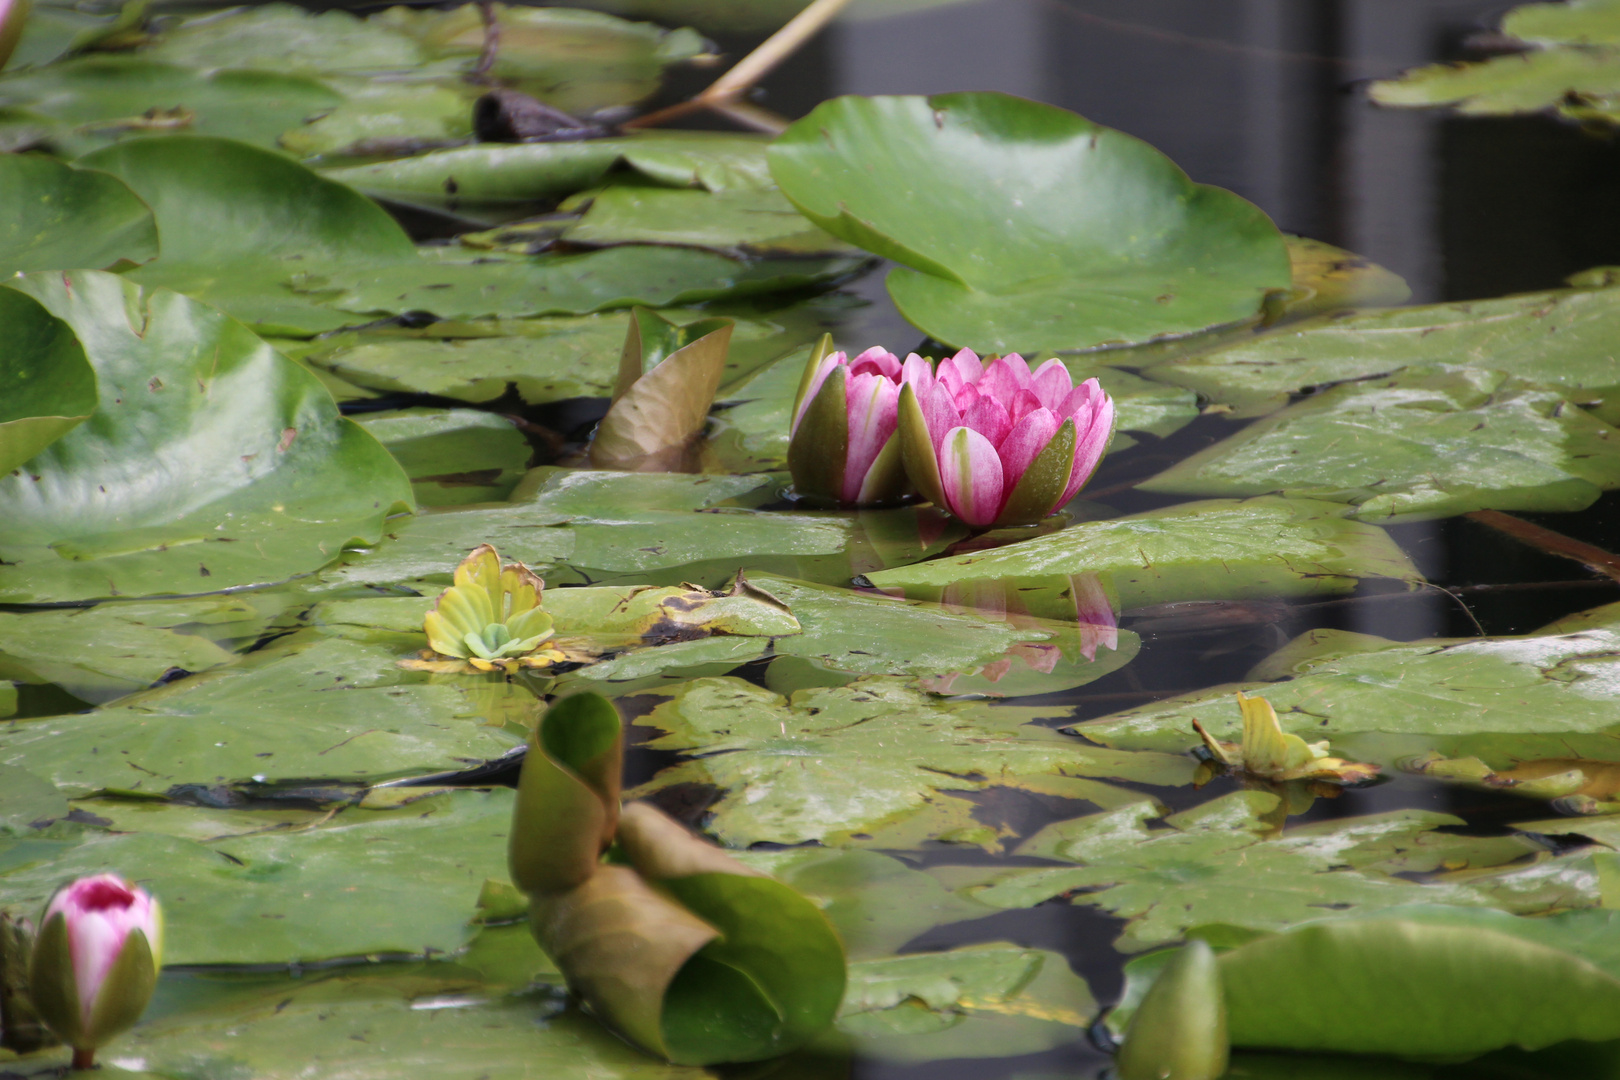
[0, 271, 413, 603]
[866, 496, 1420, 609]
[0, 630, 532, 795]
[278, 79, 475, 159]
[0, 57, 344, 157]
[963, 792, 1518, 952]
[836, 945, 1094, 1063]
[354, 408, 530, 507]
[321, 131, 776, 220]
[0, 286, 97, 477]
[306, 244, 865, 324]
[0, 595, 284, 705]
[1138, 366, 1620, 521]
[0, 789, 515, 964]
[562, 184, 861, 258]
[1073, 619, 1620, 769]
[768, 92, 1292, 353]
[1144, 284, 1620, 419]
[78, 134, 420, 335]
[138, 4, 427, 76]
[631, 675, 1191, 848]
[0, 152, 155, 276]
[1370, 41, 1620, 125]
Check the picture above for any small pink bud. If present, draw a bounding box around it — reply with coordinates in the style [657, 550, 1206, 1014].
[46, 875, 163, 1029]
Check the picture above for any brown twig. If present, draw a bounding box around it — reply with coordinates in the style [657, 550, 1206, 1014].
[624, 0, 856, 130]
[1466, 509, 1620, 584]
[470, 0, 500, 81]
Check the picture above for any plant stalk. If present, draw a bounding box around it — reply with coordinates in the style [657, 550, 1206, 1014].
[72, 1047, 95, 1070]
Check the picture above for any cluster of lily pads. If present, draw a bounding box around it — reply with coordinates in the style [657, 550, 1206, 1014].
[6, 0, 1620, 1076]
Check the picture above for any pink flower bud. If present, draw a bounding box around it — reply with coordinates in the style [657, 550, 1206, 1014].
[788, 340, 920, 506]
[43, 875, 163, 1029]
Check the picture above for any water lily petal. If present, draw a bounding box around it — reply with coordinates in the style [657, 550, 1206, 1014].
[978, 353, 1032, 401]
[844, 372, 902, 503]
[900, 352, 935, 389]
[915, 380, 963, 451]
[848, 345, 901, 379]
[1030, 358, 1074, 410]
[937, 347, 983, 396]
[1008, 388, 1044, 425]
[961, 392, 1012, 447]
[1059, 379, 1115, 506]
[997, 406, 1061, 493]
[939, 425, 1005, 527]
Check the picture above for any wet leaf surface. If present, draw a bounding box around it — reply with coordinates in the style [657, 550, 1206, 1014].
[1139, 367, 1620, 521]
[0, 152, 155, 276]
[769, 92, 1291, 353]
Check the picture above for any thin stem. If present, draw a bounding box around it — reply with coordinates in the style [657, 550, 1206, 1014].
[72, 1047, 95, 1070]
[470, 1, 500, 81]
[625, 0, 857, 129]
[1466, 508, 1620, 583]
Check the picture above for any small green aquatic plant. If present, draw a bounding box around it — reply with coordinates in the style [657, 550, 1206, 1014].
[413, 544, 561, 673]
[1194, 692, 1379, 785]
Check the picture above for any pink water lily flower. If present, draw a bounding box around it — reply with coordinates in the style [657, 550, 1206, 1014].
[897, 349, 1115, 528]
[30, 874, 163, 1068]
[788, 337, 931, 505]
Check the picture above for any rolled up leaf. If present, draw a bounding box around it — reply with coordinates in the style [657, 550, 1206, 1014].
[1117, 939, 1228, 1080]
[508, 692, 623, 896]
[509, 692, 847, 1065]
[589, 307, 733, 468]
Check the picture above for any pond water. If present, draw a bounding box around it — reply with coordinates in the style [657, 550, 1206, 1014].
[6, 0, 1620, 1077]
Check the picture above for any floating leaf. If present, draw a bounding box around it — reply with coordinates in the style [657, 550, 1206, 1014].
[962, 793, 1528, 952]
[0, 595, 282, 706]
[835, 944, 1094, 1063]
[1139, 366, 1620, 521]
[768, 92, 1291, 353]
[0, 630, 532, 795]
[354, 407, 530, 507]
[0, 271, 413, 603]
[0, 790, 516, 965]
[78, 134, 419, 335]
[631, 676, 1191, 849]
[138, 4, 427, 76]
[1145, 283, 1620, 419]
[321, 131, 776, 220]
[589, 308, 733, 468]
[562, 185, 861, 258]
[409, 545, 558, 673]
[0, 152, 155, 276]
[0, 57, 343, 157]
[866, 496, 1421, 608]
[510, 693, 846, 1065]
[0, 287, 96, 477]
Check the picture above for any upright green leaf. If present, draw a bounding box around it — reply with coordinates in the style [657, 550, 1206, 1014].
[589, 308, 733, 469]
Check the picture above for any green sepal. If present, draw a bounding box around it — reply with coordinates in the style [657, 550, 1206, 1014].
[26, 911, 83, 1049]
[0, 0, 31, 72]
[82, 927, 156, 1049]
[1117, 938, 1228, 1080]
[854, 432, 910, 505]
[786, 364, 849, 504]
[508, 692, 624, 896]
[789, 333, 836, 424]
[895, 382, 949, 511]
[994, 416, 1076, 527]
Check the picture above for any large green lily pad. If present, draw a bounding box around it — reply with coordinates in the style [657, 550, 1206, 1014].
[866, 496, 1420, 608]
[561, 184, 861, 258]
[1145, 284, 1620, 418]
[138, 3, 429, 76]
[1073, 618, 1620, 768]
[78, 134, 420, 335]
[0, 57, 344, 157]
[631, 675, 1192, 848]
[1138, 366, 1620, 521]
[768, 92, 1291, 353]
[961, 792, 1528, 952]
[0, 789, 515, 964]
[0, 271, 413, 604]
[0, 152, 155, 276]
[354, 408, 530, 507]
[0, 630, 531, 795]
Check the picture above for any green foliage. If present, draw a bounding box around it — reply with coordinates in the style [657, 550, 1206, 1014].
[769, 92, 1292, 352]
